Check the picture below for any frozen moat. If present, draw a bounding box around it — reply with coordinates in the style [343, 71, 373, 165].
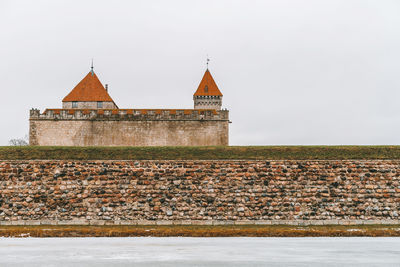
[0, 237, 400, 266]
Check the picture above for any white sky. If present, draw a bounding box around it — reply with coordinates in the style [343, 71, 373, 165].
[1, 0, 400, 145]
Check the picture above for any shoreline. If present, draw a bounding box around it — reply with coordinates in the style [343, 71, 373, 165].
[1, 225, 400, 238]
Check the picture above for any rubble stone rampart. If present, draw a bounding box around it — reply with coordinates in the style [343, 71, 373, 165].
[1, 160, 399, 225]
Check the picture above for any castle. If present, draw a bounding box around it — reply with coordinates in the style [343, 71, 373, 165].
[29, 66, 230, 146]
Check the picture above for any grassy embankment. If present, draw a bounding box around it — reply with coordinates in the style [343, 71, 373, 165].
[1, 145, 400, 160]
[0, 225, 399, 237]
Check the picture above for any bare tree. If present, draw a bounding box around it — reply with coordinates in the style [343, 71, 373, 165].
[9, 135, 29, 146]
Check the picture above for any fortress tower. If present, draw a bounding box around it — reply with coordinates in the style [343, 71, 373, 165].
[193, 69, 223, 110]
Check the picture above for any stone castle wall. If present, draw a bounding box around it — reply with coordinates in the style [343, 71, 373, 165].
[62, 101, 117, 109]
[29, 109, 229, 146]
[1, 160, 399, 225]
[194, 95, 222, 110]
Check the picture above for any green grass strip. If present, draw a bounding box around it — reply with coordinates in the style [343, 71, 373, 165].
[1, 146, 400, 160]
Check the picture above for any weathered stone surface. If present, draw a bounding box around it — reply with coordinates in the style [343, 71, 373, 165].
[29, 109, 229, 146]
[0, 160, 400, 223]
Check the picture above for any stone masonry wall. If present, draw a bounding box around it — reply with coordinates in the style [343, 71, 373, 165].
[1, 160, 399, 225]
[62, 101, 117, 109]
[29, 109, 229, 146]
[30, 120, 229, 146]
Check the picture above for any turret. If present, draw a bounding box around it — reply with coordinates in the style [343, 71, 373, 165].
[193, 69, 223, 110]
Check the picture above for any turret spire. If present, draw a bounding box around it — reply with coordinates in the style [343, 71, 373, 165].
[90, 58, 94, 76]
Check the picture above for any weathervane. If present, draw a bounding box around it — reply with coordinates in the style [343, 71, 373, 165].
[206, 55, 210, 69]
[91, 58, 94, 75]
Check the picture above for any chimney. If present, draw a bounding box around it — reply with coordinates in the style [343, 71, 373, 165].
[105, 84, 108, 92]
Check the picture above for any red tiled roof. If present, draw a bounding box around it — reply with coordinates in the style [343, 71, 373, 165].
[193, 69, 223, 96]
[62, 71, 114, 102]
[44, 108, 218, 115]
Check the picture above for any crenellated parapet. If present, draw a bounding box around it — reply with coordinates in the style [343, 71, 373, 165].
[30, 108, 230, 121]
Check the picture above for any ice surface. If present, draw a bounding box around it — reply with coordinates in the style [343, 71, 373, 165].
[0, 237, 399, 266]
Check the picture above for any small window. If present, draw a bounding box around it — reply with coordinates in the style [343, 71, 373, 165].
[97, 101, 103, 108]
[72, 101, 78, 108]
[204, 85, 208, 93]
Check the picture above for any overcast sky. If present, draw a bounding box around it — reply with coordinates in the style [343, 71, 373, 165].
[1, 0, 400, 145]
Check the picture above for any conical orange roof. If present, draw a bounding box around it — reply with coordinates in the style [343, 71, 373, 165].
[62, 71, 114, 102]
[193, 69, 223, 96]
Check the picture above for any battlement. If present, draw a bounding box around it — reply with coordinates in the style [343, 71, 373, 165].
[30, 108, 229, 121]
